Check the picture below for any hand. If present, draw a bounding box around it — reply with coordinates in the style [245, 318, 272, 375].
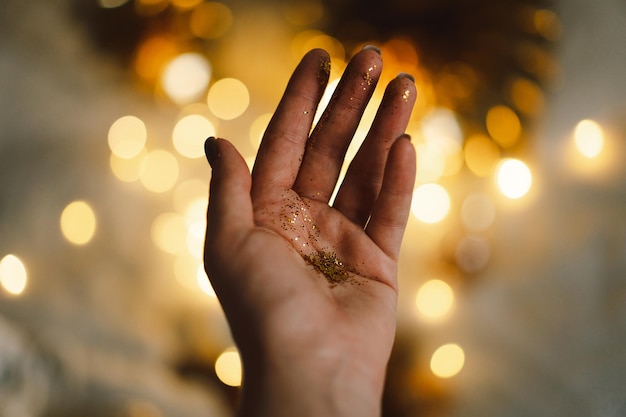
[204, 46, 416, 417]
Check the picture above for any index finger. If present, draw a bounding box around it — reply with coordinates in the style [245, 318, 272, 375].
[251, 49, 330, 202]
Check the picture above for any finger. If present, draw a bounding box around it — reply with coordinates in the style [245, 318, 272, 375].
[365, 136, 416, 260]
[293, 46, 383, 203]
[204, 137, 254, 259]
[333, 74, 416, 226]
[251, 49, 330, 202]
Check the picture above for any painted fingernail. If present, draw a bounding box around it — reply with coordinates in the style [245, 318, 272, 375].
[397, 72, 415, 82]
[204, 136, 219, 166]
[362, 44, 382, 55]
[398, 133, 412, 142]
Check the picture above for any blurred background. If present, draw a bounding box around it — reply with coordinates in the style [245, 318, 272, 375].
[1, 0, 625, 415]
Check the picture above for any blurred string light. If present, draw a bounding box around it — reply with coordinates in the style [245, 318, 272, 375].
[207, 78, 250, 120]
[574, 119, 604, 159]
[430, 343, 465, 379]
[215, 347, 242, 387]
[0, 254, 28, 296]
[172, 114, 216, 158]
[60, 201, 97, 245]
[411, 184, 451, 224]
[162, 53, 212, 105]
[415, 279, 454, 321]
[139, 150, 179, 193]
[496, 158, 533, 199]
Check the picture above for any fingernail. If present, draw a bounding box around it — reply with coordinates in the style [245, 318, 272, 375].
[362, 44, 382, 55]
[204, 136, 219, 166]
[397, 72, 415, 82]
[398, 133, 412, 142]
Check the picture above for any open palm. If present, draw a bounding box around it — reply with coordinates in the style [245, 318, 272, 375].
[204, 47, 416, 417]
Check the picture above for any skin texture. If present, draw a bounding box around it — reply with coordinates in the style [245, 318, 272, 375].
[204, 47, 416, 417]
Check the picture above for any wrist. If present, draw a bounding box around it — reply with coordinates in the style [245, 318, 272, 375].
[237, 343, 386, 417]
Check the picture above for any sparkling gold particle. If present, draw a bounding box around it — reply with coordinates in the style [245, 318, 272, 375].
[318, 58, 331, 86]
[402, 89, 411, 102]
[303, 250, 351, 287]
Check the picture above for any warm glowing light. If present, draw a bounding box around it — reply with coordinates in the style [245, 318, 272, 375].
[108, 115, 147, 159]
[415, 280, 454, 321]
[510, 78, 544, 117]
[151, 213, 187, 255]
[215, 347, 242, 387]
[421, 108, 463, 144]
[139, 150, 179, 193]
[415, 143, 445, 182]
[185, 198, 208, 259]
[207, 78, 250, 120]
[197, 266, 216, 297]
[60, 201, 97, 245]
[461, 193, 496, 232]
[162, 53, 212, 105]
[174, 255, 202, 291]
[174, 179, 208, 213]
[464, 134, 501, 177]
[430, 343, 465, 378]
[283, 1, 324, 26]
[98, 0, 129, 8]
[110, 150, 146, 183]
[249, 113, 273, 149]
[574, 119, 604, 158]
[496, 158, 532, 199]
[314, 78, 339, 124]
[486, 105, 521, 149]
[171, 0, 202, 10]
[135, 36, 178, 82]
[411, 184, 451, 224]
[190, 2, 233, 40]
[173, 114, 216, 158]
[535, 9, 562, 41]
[0, 255, 28, 296]
[455, 235, 491, 273]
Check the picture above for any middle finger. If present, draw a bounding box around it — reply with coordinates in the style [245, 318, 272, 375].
[293, 46, 383, 202]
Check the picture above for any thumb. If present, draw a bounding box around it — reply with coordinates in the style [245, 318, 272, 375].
[204, 137, 254, 253]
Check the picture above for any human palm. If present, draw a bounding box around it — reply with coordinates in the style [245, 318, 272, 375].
[204, 47, 416, 416]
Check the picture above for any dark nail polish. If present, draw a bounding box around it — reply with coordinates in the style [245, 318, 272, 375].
[398, 133, 412, 142]
[397, 72, 415, 82]
[362, 44, 382, 55]
[204, 136, 219, 166]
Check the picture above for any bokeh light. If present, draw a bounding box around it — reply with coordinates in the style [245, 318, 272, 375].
[415, 279, 454, 321]
[411, 184, 451, 224]
[574, 119, 604, 158]
[249, 113, 273, 149]
[172, 114, 216, 158]
[455, 235, 491, 273]
[108, 115, 147, 159]
[173, 179, 208, 213]
[464, 134, 501, 177]
[486, 105, 521, 149]
[139, 150, 179, 193]
[197, 266, 216, 297]
[0, 254, 28, 296]
[461, 193, 496, 232]
[134, 36, 178, 82]
[415, 143, 445, 183]
[98, 0, 130, 8]
[510, 77, 545, 117]
[430, 343, 465, 378]
[110, 150, 147, 183]
[60, 201, 97, 245]
[496, 158, 532, 199]
[215, 347, 242, 387]
[207, 78, 250, 120]
[190, 2, 233, 40]
[162, 53, 212, 105]
[151, 213, 187, 255]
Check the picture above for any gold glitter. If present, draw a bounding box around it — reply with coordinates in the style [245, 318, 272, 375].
[402, 89, 411, 102]
[303, 250, 351, 287]
[318, 58, 331, 86]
